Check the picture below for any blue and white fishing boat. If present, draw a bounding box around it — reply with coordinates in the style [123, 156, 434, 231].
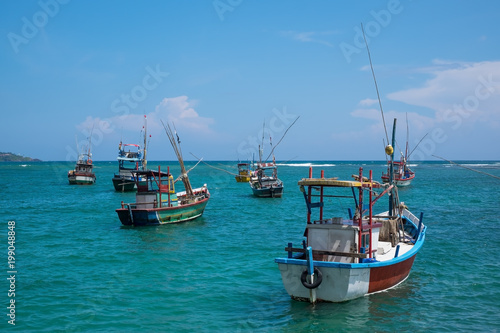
[112, 116, 148, 192]
[249, 161, 283, 198]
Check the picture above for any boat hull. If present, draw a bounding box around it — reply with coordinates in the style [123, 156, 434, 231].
[251, 185, 283, 198]
[116, 196, 209, 226]
[112, 175, 136, 192]
[381, 175, 414, 187]
[235, 175, 251, 182]
[275, 225, 426, 303]
[68, 174, 96, 185]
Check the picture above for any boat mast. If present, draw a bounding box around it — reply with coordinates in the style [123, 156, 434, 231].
[259, 121, 265, 164]
[162, 121, 194, 197]
[361, 23, 396, 214]
[389, 118, 397, 216]
[405, 113, 409, 163]
[143, 115, 147, 170]
[87, 125, 94, 162]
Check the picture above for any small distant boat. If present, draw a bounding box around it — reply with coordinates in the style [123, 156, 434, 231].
[381, 158, 415, 186]
[247, 116, 298, 197]
[112, 116, 149, 192]
[116, 122, 210, 226]
[249, 162, 283, 198]
[235, 162, 252, 183]
[68, 134, 96, 185]
[381, 114, 417, 187]
[275, 165, 426, 303]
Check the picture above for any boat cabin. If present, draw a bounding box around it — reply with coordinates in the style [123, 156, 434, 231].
[132, 168, 177, 209]
[298, 167, 396, 263]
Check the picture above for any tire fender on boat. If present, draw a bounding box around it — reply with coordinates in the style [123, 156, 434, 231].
[300, 267, 323, 289]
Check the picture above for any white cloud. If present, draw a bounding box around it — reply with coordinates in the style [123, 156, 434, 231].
[358, 98, 378, 107]
[280, 30, 339, 47]
[335, 60, 500, 159]
[76, 95, 215, 142]
[388, 60, 500, 126]
[351, 108, 380, 120]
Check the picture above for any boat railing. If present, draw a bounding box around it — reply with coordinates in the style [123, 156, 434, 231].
[401, 208, 421, 226]
[284, 245, 369, 260]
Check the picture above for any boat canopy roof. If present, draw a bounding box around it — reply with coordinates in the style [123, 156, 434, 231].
[122, 143, 140, 147]
[298, 177, 385, 188]
[131, 169, 170, 178]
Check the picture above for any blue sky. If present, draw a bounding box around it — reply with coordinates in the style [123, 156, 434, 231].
[1, 0, 499, 162]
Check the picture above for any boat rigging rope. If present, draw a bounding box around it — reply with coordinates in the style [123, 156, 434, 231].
[361, 23, 390, 146]
[433, 155, 500, 181]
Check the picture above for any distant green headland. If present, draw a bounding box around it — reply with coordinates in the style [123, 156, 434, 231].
[0, 152, 41, 162]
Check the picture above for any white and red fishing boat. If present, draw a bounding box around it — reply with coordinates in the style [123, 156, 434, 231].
[381, 114, 416, 186]
[68, 134, 96, 185]
[275, 118, 426, 303]
[381, 158, 415, 186]
[68, 152, 95, 185]
[275, 165, 425, 303]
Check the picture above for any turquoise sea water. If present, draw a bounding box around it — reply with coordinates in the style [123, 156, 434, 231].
[1, 160, 500, 332]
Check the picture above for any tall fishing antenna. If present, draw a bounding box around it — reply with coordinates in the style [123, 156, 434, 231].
[361, 23, 390, 146]
[405, 113, 409, 161]
[87, 124, 95, 158]
[264, 115, 300, 162]
[259, 121, 265, 163]
[75, 134, 79, 157]
[190, 152, 238, 177]
[143, 115, 148, 170]
[407, 132, 429, 159]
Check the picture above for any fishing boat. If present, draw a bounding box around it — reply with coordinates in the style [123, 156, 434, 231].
[112, 143, 144, 191]
[115, 167, 209, 226]
[68, 152, 96, 185]
[275, 166, 425, 303]
[248, 116, 299, 197]
[381, 115, 415, 186]
[116, 122, 210, 226]
[381, 158, 415, 186]
[68, 135, 96, 185]
[275, 119, 426, 303]
[249, 161, 283, 198]
[112, 116, 148, 191]
[235, 162, 252, 182]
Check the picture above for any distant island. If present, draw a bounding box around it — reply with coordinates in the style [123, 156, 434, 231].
[0, 152, 41, 162]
